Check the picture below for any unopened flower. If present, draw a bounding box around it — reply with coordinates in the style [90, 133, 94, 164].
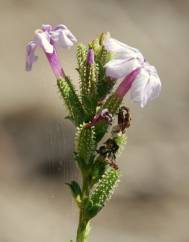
[104, 38, 161, 107]
[87, 48, 95, 65]
[25, 24, 77, 79]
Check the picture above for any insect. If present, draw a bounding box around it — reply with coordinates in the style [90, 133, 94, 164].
[112, 106, 131, 134]
[96, 138, 119, 170]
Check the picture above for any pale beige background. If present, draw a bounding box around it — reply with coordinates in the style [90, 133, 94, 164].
[0, 0, 189, 242]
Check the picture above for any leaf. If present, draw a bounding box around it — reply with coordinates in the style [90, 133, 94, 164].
[66, 181, 82, 206]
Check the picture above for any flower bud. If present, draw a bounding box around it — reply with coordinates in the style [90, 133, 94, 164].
[87, 48, 95, 65]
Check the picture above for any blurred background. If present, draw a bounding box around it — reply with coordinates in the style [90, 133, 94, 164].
[0, 0, 189, 241]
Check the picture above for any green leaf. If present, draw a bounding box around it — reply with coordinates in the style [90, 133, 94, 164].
[66, 181, 82, 206]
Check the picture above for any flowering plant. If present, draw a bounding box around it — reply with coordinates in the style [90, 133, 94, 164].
[26, 24, 161, 242]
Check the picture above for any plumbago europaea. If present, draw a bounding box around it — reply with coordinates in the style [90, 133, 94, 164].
[26, 24, 161, 242]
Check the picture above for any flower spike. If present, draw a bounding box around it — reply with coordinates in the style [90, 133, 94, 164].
[25, 28, 162, 242]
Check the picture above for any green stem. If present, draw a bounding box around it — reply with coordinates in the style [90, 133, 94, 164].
[76, 212, 90, 242]
[76, 176, 91, 242]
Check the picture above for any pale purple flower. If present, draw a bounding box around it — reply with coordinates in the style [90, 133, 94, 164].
[51, 24, 77, 48]
[25, 24, 77, 78]
[104, 38, 161, 107]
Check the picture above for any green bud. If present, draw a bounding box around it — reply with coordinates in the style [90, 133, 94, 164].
[75, 124, 96, 168]
[99, 32, 111, 45]
[77, 43, 87, 70]
[86, 168, 120, 218]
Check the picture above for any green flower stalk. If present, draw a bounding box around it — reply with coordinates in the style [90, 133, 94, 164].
[26, 24, 161, 242]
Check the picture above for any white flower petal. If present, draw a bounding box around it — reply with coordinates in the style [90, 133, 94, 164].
[34, 31, 53, 53]
[51, 28, 77, 49]
[25, 41, 38, 71]
[143, 63, 161, 102]
[65, 29, 77, 43]
[49, 30, 59, 42]
[104, 38, 144, 61]
[41, 24, 52, 32]
[104, 38, 131, 53]
[145, 72, 161, 102]
[105, 58, 141, 79]
[104, 38, 145, 79]
[54, 24, 68, 30]
[130, 67, 161, 107]
[104, 37, 161, 106]
[58, 30, 75, 48]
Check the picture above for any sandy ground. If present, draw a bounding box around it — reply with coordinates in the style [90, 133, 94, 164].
[0, 0, 189, 241]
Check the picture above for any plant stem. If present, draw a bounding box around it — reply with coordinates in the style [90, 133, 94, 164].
[76, 175, 91, 242]
[76, 211, 90, 242]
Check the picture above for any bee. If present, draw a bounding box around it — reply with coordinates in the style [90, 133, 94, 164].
[96, 138, 119, 170]
[112, 106, 131, 134]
